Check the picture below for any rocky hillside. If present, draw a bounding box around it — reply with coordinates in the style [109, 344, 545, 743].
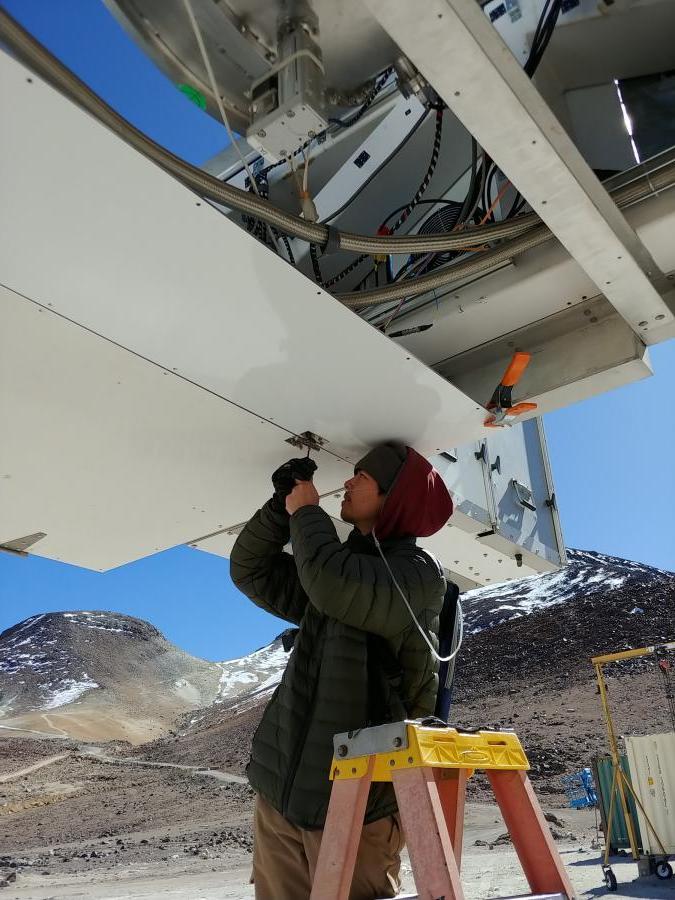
[134, 548, 675, 786]
[2, 549, 673, 789]
[0, 611, 223, 743]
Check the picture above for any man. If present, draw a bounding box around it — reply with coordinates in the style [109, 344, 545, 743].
[230, 441, 453, 900]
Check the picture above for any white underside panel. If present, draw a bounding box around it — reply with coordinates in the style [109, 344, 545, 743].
[0, 52, 485, 467]
[0, 52, 491, 571]
[0, 284, 353, 571]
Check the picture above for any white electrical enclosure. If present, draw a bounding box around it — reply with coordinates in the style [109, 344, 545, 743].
[625, 733, 675, 855]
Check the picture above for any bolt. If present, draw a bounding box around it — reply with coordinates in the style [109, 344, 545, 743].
[583, 309, 592, 316]
[408, 757, 414, 764]
[257, 129, 266, 138]
[389, 759, 396, 767]
[287, 109, 295, 118]
[393, 737, 403, 748]
[589, 316, 598, 323]
[337, 744, 348, 757]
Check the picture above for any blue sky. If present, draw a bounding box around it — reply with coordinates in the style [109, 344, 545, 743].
[1, 1, 674, 661]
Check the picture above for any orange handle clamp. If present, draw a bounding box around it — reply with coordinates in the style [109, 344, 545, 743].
[500, 351, 531, 387]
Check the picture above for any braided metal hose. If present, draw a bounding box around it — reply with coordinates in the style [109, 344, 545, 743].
[337, 160, 675, 308]
[0, 8, 541, 256]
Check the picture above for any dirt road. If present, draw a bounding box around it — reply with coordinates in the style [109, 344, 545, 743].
[78, 746, 247, 783]
[0, 753, 71, 783]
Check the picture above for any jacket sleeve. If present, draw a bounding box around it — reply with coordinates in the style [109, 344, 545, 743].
[289, 505, 442, 638]
[229, 499, 309, 626]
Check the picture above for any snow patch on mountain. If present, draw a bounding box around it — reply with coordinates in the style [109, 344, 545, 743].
[43, 676, 99, 709]
[215, 640, 289, 706]
[459, 548, 669, 635]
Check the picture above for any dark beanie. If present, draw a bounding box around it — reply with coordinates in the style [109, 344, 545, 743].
[355, 442, 407, 493]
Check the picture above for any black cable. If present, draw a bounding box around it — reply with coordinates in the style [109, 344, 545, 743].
[456, 137, 479, 227]
[320, 107, 429, 225]
[386, 106, 445, 234]
[324, 253, 369, 289]
[328, 68, 394, 129]
[477, 2, 562, 222]
[380, 197, 465, 229]
[276, 231, 295, 265]
[309, 243, 323, 285]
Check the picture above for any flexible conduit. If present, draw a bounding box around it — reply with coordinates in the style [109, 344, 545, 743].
[0, 7, 540, 255]
[2, 7, 674, 307]
[339, 161, 675, 308]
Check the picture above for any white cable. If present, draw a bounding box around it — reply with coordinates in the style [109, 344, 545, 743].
[373, 534, 463, 664]
[181, 0, 285, 256]
[181, 0, 259, 195]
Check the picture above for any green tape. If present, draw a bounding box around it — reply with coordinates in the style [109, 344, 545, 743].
[178, 84, 207, 110]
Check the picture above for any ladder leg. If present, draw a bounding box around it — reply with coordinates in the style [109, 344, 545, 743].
[434, 768, 468, 869]
[488, 770, 575, 898]
[393, 767, 466, 900]
[310, 757, 374, 900]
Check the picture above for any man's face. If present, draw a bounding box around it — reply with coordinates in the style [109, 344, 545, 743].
[341, 470, 385, 529]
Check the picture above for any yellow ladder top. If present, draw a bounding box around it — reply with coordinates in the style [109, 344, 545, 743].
[331, 723, 529, 782]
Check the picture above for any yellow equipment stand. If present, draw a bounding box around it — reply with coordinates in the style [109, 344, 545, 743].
[310, 721, 576, 900]
[592, 641, 675, 890]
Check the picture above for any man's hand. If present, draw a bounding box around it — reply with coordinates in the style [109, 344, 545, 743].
[286, 480, 320, 515]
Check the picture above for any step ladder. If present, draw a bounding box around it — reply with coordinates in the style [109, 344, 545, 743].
[309, 721, 576, 900]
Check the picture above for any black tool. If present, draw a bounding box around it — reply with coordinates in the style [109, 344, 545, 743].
[272, 457, 318, 507]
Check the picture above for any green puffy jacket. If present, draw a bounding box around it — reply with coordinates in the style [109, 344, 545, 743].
[229, 500, 445, 829]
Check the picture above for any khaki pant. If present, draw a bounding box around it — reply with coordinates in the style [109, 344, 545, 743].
[252, 794, 404, 900]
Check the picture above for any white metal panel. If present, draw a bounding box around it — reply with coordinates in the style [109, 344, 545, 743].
[318, 492, 550, 584]
[625, 732, 675, 855]
[0, 51, 486, 462]
[0, 284, 350, 571]
[365, 0, 675, 339]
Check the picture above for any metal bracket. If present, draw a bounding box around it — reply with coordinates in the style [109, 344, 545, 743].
[545, 492, 557, 510]
[0, 531, 47, 557]
[440, 450, 458, 463]
[285, 430, 327, 452]
[474, 443, 487, 463]
[333, 721, 409, 760]
[491, 455, 501, 474]
[511, 478, 536, 511]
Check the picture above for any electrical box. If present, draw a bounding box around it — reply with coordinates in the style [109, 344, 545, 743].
[428, 417, 565, 585]
[625, 733, 675, 854]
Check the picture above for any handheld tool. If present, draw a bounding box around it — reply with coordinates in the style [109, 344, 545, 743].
[484, 351, 537, 427]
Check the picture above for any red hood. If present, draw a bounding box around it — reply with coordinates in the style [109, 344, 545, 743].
[374, 447, 453, 541]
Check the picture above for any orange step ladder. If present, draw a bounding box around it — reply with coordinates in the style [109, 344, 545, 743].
[310, 721, 577, 900]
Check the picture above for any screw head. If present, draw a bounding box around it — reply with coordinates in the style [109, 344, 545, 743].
[393, 737, 403, 748]
[337, 744, 348, 757]
[638, 320, 648, 327]
[655, 314, 666, 321]
[287, 109, 296, 118]
[257, 129, 266, 138]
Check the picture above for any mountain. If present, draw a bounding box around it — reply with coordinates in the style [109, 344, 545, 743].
[0, 611, 224, 743]
[1, 549, 673, 783]
[133, 548, 675, 783]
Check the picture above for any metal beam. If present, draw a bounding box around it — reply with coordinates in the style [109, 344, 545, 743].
[364, 0, 675, 341]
